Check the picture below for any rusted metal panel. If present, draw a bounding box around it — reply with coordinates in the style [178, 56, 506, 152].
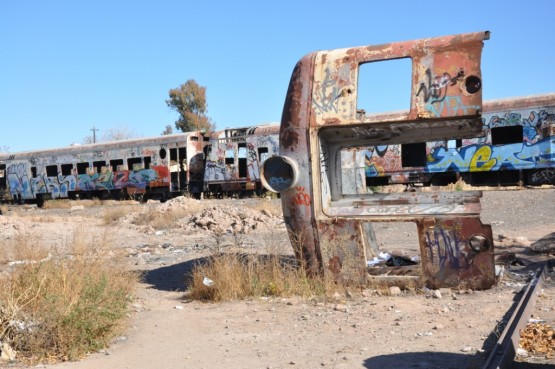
[416, 217, 494, 290]
[265, 32, 496, 288]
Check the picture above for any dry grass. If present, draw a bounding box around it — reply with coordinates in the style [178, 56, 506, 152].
[0, 231, 137, 364]
[187, 252, 341, 302]
[250, 198, 282, 217]
[101, 204, 139, 225]
[187, 230, 350, 302]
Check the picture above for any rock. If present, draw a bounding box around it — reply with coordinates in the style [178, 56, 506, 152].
[461, 346, 472, 352]
[432, 290, 442, 299]
[530, 233, 555, 254]
[0, 342, 16, 361]
[389, 286, 402, 296]
[334, 304, 349, 313]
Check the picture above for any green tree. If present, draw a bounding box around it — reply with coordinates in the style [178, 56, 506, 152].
[166, 80, 214, 133]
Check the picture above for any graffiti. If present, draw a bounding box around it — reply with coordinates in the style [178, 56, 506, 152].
[425, 226, 470, 270]
[268, 177, 292, 192]
[293, 186, 311, 206]
[313, 68, 341, 114]
[204, 161, 231, 181]
[531, 168, 555, 184]
[6, 163, 32, 199]
[357, 203, 458, 215]
[486, 109, 555, 143]
[34, 174, 76, 199]
[417, 69, 462, 104]
[425, 95, 481, 118]
[365, 145, 401, 177]
[427, 138, 553, 173]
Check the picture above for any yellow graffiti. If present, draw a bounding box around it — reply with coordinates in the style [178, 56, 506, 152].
[469, 146, 496, 172]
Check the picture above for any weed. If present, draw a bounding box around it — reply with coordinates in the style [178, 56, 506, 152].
[0, 232, 136, 364]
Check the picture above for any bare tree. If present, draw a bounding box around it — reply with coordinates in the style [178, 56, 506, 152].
[161, 125, 173, 135]
[82, 125, 138, 144]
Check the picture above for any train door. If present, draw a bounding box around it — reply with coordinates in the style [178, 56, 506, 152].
[238, 143, 247, 178]
[170, 147, 188, 193]
[170, 148, 179, 192]
[179, 147, 187, 192]
[0, 164, 6, 200]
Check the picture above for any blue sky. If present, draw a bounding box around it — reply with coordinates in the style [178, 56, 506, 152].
[1, 1, 554, 152]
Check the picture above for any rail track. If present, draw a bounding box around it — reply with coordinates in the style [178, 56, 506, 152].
[482, 266, 551, 369]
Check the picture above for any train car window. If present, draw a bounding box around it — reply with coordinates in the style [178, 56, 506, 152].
[225, 148, 234, 165]
[61, 164, 73, 176]
[127, 157, 142, 171]
[31, 167, 37, 178]
[203, 136, 210, 142]
[190, 136, 199, 141]
[178, 147, 187, 162]
[238, 143, 247, 177]
[491, 126, 523, 145]
[0, 164, 4, 179]
[77, 162, 89, 175]
[357, 58, 412, 114]
[401, 142, 427, 167]
[110, 159, 123, 171]
[144, 156, 151, 169]
[46, 165, 58, 177]
[159, 148, 167, 159]
[238, 143, 247, 158]
[93, 161, 106, 174]
[170, 148, 178, 164]
[258, 147, 269, 162]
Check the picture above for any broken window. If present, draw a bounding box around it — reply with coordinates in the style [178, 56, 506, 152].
[61, 164, 73, 176]
[46, 165, 58, 177]
[357, 58, 412, 115]
[93, 161, 106, 174]
[401, 142, 427, 167]
[491, 125, 523, 145]
[31, 167, 37, 178]
[225, 148, 234, 165]
[238, 143, 247, 177]
[77, 162, 89, 175]
[258, 147, 269, 162]
[110, 159, 123, 171]
[127, 157, 142, 171]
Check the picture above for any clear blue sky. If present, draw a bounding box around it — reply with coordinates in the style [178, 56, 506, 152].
[1, 1, 554, 152]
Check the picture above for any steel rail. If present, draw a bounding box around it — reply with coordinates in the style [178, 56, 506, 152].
[482, 266, 546, 369]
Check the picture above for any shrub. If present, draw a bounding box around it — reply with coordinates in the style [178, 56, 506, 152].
[0, 232, 137, 363]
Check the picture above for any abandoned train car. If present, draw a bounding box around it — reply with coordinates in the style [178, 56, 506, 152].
[203, 123, 280, 196]
[0, 131, 207, 205]
[364, 93, 555, 187]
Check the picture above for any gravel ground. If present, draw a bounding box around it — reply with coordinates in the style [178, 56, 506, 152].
[0, 189, 554, 369]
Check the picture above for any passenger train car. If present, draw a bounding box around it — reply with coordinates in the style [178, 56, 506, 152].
[0, 93, 553, 206]
[363, 93, 555, 187]
[203, 123, 280, 196]
[0, 131, 208, 205]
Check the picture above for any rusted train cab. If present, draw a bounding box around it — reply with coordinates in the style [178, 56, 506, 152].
[262, 31, 497, 289]
[0, 131, 206, 205]
[203, 123, 279, 196]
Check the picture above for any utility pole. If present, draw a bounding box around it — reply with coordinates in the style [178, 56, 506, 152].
[91, 126, 99, 143]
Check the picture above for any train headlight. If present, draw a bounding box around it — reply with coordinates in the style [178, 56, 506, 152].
[260, 156, 299, 193]
[469, 234, 490, 252]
